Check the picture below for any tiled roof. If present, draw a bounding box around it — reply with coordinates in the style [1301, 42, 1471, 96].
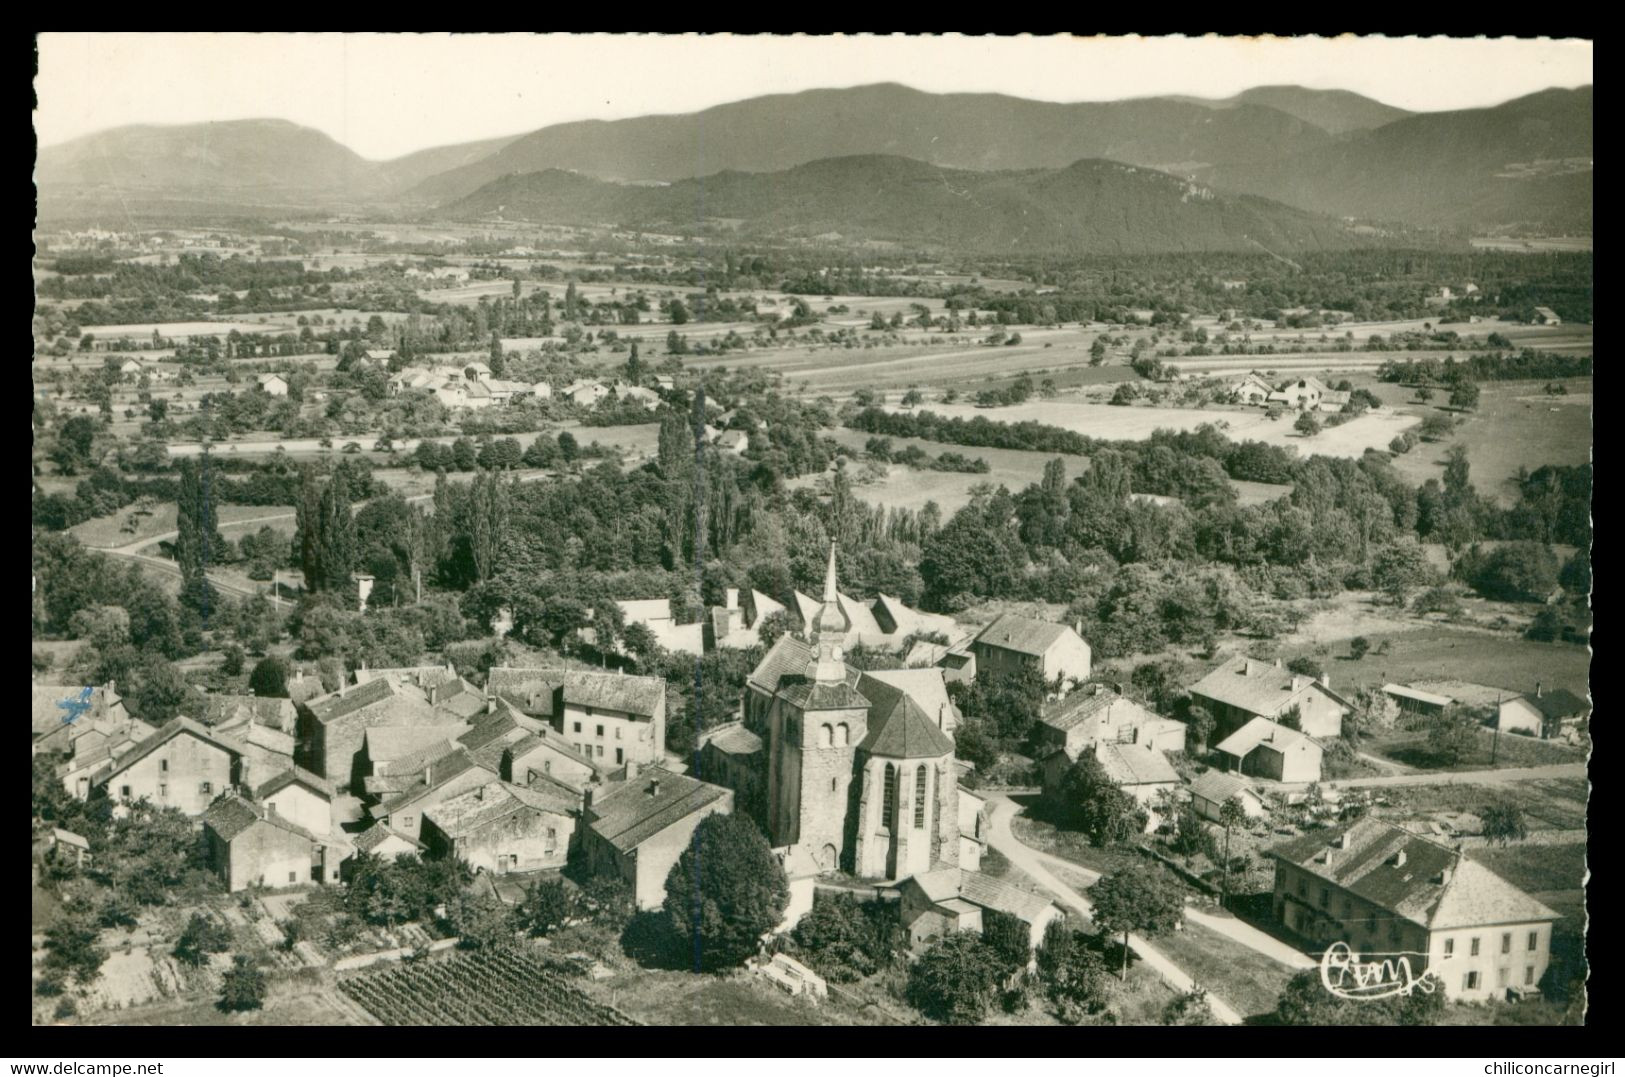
[1214, 717, 1321, 760]
[699, 723, 764, 756]
[911, 868, 1057, 923]
[353, 825, 426, 854]
[587, 767, 730, 854]
[366, 724, 471, 768]
[1383, 684, 1454, 707]
[973, 613, 1074, 657]
[1040, 689, 1162, 735]
[1190, 655, 1350, 717]
[485, 667, 663, 717]
[1095, 743, 1179, 786]
[746, 635, 816, 696]
[1269, 819, 1559, 930]
[103, 718, 246, 782]
[255, 766, 335, 801]
[778, 678, 873, 712]
[1188, 770, 1256, 805]
[203, 694, 297, 732]
[203, 795, 262, 841]
[1518, 689, 1589, 721]
[425, 780, 577, 840]
[377, 747, 497, 815]
[304, 677, 438, 726]
[859, 694, 954, 759]
[31, 684, 122, 737]
[858, 669, 959, 730]
[52, 828, 90, 850]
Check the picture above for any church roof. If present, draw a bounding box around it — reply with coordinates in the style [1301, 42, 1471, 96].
[859, 694, 954, 759]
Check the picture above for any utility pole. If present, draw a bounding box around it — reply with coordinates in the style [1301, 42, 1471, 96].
[1491, 692, 1502, 765]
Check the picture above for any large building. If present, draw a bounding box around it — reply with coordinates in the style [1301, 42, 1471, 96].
[1268, 819, 1561, 1002]
[486, 667, 667, 768]
[970, 613, 1092, 687]
[582, 764, 734, 909]
[747, 546, 970, 880]
[1189, 655, 1351, 740]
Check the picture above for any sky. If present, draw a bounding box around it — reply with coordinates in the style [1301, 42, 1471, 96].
[35, 33, 1594, 161]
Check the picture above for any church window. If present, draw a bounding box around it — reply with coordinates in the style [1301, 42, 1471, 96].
[914, 766, 928, 828]
[835, 723, 849, 747]
[882, 764, 896, 829]
[819, 724, 833, 748]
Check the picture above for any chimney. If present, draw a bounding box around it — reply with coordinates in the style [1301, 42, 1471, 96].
[1335, 832, 1351, 849]
[1274, 657, 1283, 669]
[1535, 682, 1543, 699]
[647, 776, 661, 798]
[1392, 850, 1407, 868]
[1319, 672, 1330, 689]
[726, 588, 739, 611]
[1292, 676, 1306, 693]
[486, 695, 496, 716]
[424, 762, 433, 787]
[1243, 660, 1253, 676]
[625, 760, 640, 781]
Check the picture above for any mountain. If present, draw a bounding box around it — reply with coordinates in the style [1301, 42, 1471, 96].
[407, 82, 1337, 202]
[435, 154, 1396, 254]
[1228, 86, 1412, 135]
[376, 132, 528, 192]
[35, 119, 388, 204]
[1203, 87, 1593, 231]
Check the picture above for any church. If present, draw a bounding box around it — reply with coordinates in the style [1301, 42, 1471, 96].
[742, 546, 970, 880]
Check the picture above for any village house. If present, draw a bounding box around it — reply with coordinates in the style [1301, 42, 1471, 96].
[970, 613, 1093, 687]
[1096, 742, 1181, 814]
[295, 674, 452, 789]
[1496, 684, 1589, 740]
[485, 667, 667, 769]
[341, 824, 427, 880]
[47, 828, 92, 869]
[707, 587, 788, 651]
[203, 693, 298, 735]
[1268, 376, 1329, 411]
[715, 429, 750, 455]
[957, 779, 987, 871]
[1269, 819, 1561, 1002]
[1188, 769, 1270, 823]
[254, 767, 335, 837]
[203, 793, 326, 892]
[56, 734, 142, 800]
[255, 373, 289, 396]
[1188, 655, 1350, 740]
[371, 746, 501, 841]
[606, 598, 703, 656]
[1228, 372, 1275, 406]
[562, 380, 610, 407]
[99, 718, 247, 816]
[32, 681, 132, 757]
[421, 779, 578, 875]
[1034, 685, 1186, 772]
[581, 765, 734, 909]
[899, 867, 1065, 962]
[490, 728, 604, 795]
[1214, 718, 1324, 784]
[1533, 307, 1562, 326]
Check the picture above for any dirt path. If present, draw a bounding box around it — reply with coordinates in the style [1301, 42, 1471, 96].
[984, 797, 1247, 1025]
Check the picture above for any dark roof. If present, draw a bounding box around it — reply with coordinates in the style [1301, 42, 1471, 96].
[485, 667, 663, 717]
[377, 747, 496, 815]
[254, 766, 335, 801]
[973, 613, 1074, 657]
[587, 766, 730, 854]
[203, 694, 296, 732]
[859, 694, 954, 759]
[1520, 689, 1589, 721]
[304, 677, 436, 725]
[1189, 770, 1257, 805]
[777, 678, 873, 712]
[103, 718, 245, 782]
[1040, 689, 1162, 734]
[746, 635, 815, 696]
[425, 780, 577, 839]
[202, 795, 262, 841]
[1268, 819, 1559, 930]
[699, 723, 763, 756]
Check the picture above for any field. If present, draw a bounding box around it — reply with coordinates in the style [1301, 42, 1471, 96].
[338, 946, 640, 1026]
[1366, 726, 1585, 772]
[587, 967, 884, 1026]
[1277, 626, 1590, 701]
[1390, 379, 1592, 507]
[1148, 919, 1298, 1019]
[1375, 778, 1587, 832]
[881, 398, 1419, 459]
[68, 501, 297, 550]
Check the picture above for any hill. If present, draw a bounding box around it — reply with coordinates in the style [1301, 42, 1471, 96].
[436, 154, 1401, 254]
[1230, 86, 1413, 135]
[1203, 87, 1593, 231]
[407, 82, 1337, 202]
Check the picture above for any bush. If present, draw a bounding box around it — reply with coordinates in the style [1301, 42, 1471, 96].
[662, 814, 787, 972]
[906, 933, 1007, 1024]
[174, 913, 233, 966]
[217, 954, 267, 1012]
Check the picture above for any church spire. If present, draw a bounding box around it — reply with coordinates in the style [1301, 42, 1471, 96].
[809, 541, 848, 683]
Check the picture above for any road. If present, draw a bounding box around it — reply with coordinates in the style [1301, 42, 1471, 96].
[984, 796, 1248, 1025]
[1301, 762, 1588, 791]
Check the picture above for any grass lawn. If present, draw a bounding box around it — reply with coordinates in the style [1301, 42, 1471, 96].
[1149, 919, 1298, 1018]
[32, 878, 61, 933]
[587, 968, 881, 1025]
[1468, 842, 1587, 896]
[1376, 778, 1587, 831]
[1009, 813, 1147, 878]
[1279, 628, 1590, 703]
[1367, 727, 1585, 771]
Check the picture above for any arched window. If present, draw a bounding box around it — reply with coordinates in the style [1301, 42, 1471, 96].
[818, 724, 832, 748]
[914, 765, 928, 828]
[835, 723, 849, 747]
[882, 764, 896, 829]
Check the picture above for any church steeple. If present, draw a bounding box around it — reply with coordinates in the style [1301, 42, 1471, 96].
[809, 542, 848, 683]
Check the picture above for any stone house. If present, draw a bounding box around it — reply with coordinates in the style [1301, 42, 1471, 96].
[253, 767, 335, 837]
[899, 867, 1065, 961]
[1214, 718, 1324, 783]
[1189, 770, 1270, 823]
[371, 746, 501, 842]
[422, 779, 578, 875]
[1269, 819, 1561, 1001]
[970, 613, 1093, 687]
[582, 765, 733, 910]
[1496, 685, 1589, 740]
[99, 718, 246, 817]
[341, 824, 427, 880]
[203, 794, 323, 892]
[485, 667, 667, 769]
[1189, 655, 1350, 741]
[1034, 685, 1186, 764]
[31, 681, 132, 757]
[295, 675, 449, 790]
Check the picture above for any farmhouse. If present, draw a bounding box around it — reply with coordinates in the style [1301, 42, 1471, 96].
[485, 667, 667, 768]
[1496, 684, 1589, 740]
[421, 779, 578, 875]
[203, 693, 298, 735]
[899, 867, 1065, 961]
[969, 613, 1092, 687]
[1214, 718, 1324, 784]
[707, 587, 788, 650]
[1094, 742, 1181, 814]
[1268, 376, 1330, 410]
[56, 734, 141, 800]
[1228, 372, 1275, 406]
[253, 766, 335, 837]
[1189, 655, 1350, 740]
[99, 718, 247, 816]
[203, 794, 326, 892]
[1034, 685, 1186, 760]
[341, 824, 427, 879]
[1268, 819, 1561, 1001]
[255, 373, 289, 396]
[562, 380, 610, 407]
[1189, 770, 1270, 823]
[371, 746, 501, 841]
[605, 598, 703, 657]
[582, 765, 734, 909]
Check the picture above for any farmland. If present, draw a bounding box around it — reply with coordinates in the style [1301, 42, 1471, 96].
[338, 947, 640, 1026]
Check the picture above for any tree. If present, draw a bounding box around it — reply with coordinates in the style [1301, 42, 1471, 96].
[1371, 540, 1432, 607]
[1481, 802, 1528, 846]
[1449, 381, 1480, 411]
[663, 813, 788, 972]
[1185, 704, 1215, 754]
[52, 415, 101, 475]
[450, 893, 516, 950]
[173, 913, 233, 966]
[43, 911, 106, 985]
[982, 909, 1033, 976]
[1349, 636, 1371, 660]
[668, 298, 689, 325]
[1218, 796, 1247, 908]
[791, 892, 898, 983]
[1294, 411, 1322, 438]
[248, 656, 291, 698]
[624, 340, 643, 385]
[1163, 986, 1218, 1025]
[1035, 920, 1110, 1022]
[905, 932, 1006, 1024]
[217, 954, 267, 1011]
[1054, 753, 1147, 846]
[1088, 862, 1186, 979]
[1426, 708, 1481, 767]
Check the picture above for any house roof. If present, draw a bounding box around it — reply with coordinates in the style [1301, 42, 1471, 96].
[366, 724, 472, 766]
[31, 684, 123, 737]
[1189, 655, 1350, 718]
[52, 828, 90, 851]
[858, 668, 959, 730]
[1189, 770, 1258, 806]
[204, 694, 297, 733]
[1269, 819, 1560, 930]
[586, 766, 730, 854]
[910, 868, 1058, 924]
[1515, 689, 1589, 721]
[973, 613, 1075, 658]
[1383, 684, 1454, 708]
[746, 635, 817, 696]
[858, 694, 955, 760]
[617, 598, 673, 624]
[1215, 717, 1321, 760]
[352, 824, 426, 855]
[304, 676, 438, 726]
[255, 766, 335, 801]
[352, 664, 459, 690]
[102, 718, 245, 783]
[203, 793, 322, 845]
[698, 723, 764, 756]
[424, 780, 576, 840]
[1095, 742, 1180, 786]
[1041, 689, 1161, 735]
[485, 667, 663, 718]
[377, 747, 498, 815]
